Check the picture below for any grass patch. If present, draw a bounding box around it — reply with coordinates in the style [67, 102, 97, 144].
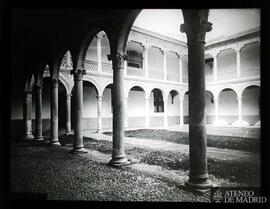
[104, 129, 260, 153]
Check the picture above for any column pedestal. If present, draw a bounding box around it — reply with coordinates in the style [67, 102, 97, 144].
[23, 91, 35, 141]
[70, 68, 88, 153]
[35, 86, 44, 140]
[108, 53, 130, 166]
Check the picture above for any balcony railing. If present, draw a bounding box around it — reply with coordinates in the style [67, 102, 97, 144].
[127, 66, 145, 77]
[74, 60, 259, 83]
[149, 69, 164, 80]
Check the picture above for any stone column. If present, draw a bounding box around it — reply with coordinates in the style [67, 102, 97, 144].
[214, 97, 219, 122]
[163, 49, 167, 81]
[66, 93, 72, 135]
[178, 54, 183, 83]
[143, 44, 150, 78]
[96, 34, 103, 72]
[237, 96, 242, 121]
[236, 48, 241, 78]
[97, 95, 103, 133]
[34, 85, 43, 140]
[23, 90, 35, 140]
[180, 10, 213, 192]
[70, 68, 87, 153]
[50, 78, 60, 145]
[213, 54, 218, 81]
[163, 98, 168, 127]
[145, 96, 150, 127]
[180, 98, 184, 126]
[123, 97, 128, 129]
[107, 52, 129, 166]
[123, 60, 127, 77]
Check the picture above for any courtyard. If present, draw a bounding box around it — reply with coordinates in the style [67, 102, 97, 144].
[9, 126, 260, 201]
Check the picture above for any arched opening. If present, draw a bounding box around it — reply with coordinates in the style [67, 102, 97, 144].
[206, 90, 215, 124]
[42, 77, 51, 135]
[58, 81, 67, 135]
[167, 90, 180, 125]
[183, 91, 189, 124]
[60, 50, 73, 70]
[242, 85, 260, 126]
[240, 42, 260, 77]
[82, 81, 98, 130]
[219, 88, 238, 125]
[102, 84, 113, 130]
[217, 49, 237, 81]
[84, 31, 112, 73]
[127, 86, 146, 128]
[149, 88, 164, 127]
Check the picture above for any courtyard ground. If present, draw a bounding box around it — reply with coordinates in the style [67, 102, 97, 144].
[9, 126, 260, 202]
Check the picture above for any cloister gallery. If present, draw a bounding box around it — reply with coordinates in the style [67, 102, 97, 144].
[10, 9, 261, 193]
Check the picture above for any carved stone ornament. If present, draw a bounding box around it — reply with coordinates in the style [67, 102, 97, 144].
[107, 53, 128, 69]
[180, 10, 212, 43]
[71, 67, 86, 81]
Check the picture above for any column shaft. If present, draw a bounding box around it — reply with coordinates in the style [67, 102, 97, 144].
[164, 99, 168, 127]
[97, 96, 103, 133]
[179, 55, 183, 83]
[238, 96, 242, 121]
[180, 12, 213, 192]
[236, 50, 241, 78]
[214, 98, 219, 121]
[123, 97, 128, 129]
[35, 86, 43, 140]
[66, 94, 72, 134]
[163, 51, 167, 81]
[180, 99, 184, 126]
[23, 91, 34, 140]
[50, 79, 60, 145]
[145, 97, 150, 127]
[71, 69, 87, 153]
[143, 46, 149, 78]
[213, 55, 217, 81]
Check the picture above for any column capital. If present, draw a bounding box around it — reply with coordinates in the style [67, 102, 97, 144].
[180, 10, 212, 43]
[214, 97, 219, 102]
[25, 90, 32, 96]
[51, 78, 59, 88]
[107, 53, 128, 69]
[66, 93, 72, 98]
[71, 68, 86, 81]
[142, 43, 151, 50]
[144, 96, 150, 101]
[161, 48, 169, 55]
[96, 95, 103, 100]
[35, 85, 43, 93]
[209, 49, 219, 58]
[96, 33, 104, 41]
[237, 96, 243, 101]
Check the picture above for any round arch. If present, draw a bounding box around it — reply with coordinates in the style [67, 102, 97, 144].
[83, 77, 101, 96]
[239, 83, 260, 97]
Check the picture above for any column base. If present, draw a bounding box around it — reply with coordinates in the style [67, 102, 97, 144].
[108, 156, 131, 167]
[185, 179, 215, 194]
[96, 129, 102, 134]
[254, 121, 261, 127]
[70, 147, 88, 154]
[232, 120, 249, 127]
[65, 131, 73, 135]
[49, 140, 61, 146]
[35, 136, 44, 141]
[24, 134, 35, 141]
